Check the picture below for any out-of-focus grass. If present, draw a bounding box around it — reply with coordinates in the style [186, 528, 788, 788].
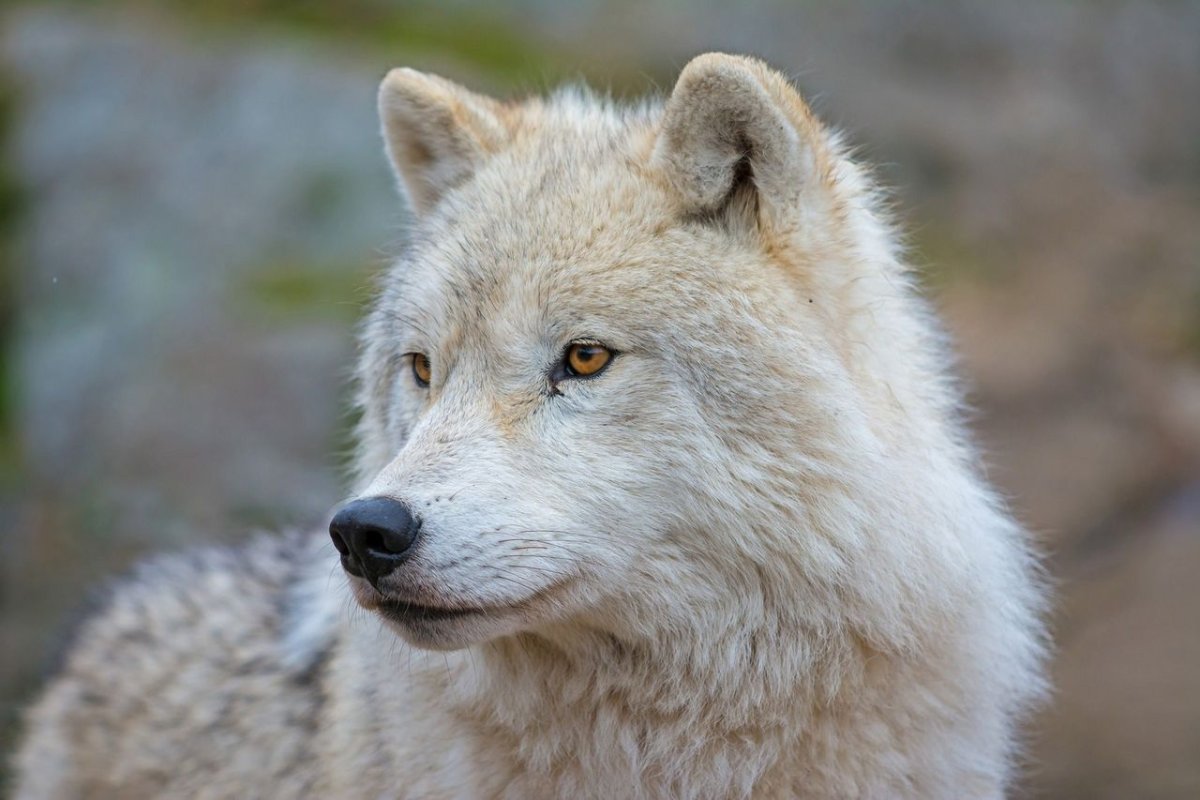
[0, 77, 26, 485]
[908, 221, 1008, 291]
[241, 259, 374, 322]
[113, 0, 664, 94]
[331, 400, 364, 489]
[240, 254, 374, 489]
[1177, 284, 1200, 361]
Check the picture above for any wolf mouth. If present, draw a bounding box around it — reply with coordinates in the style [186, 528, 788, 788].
[371, 578, 574, 626]
[376, 600, 486, 623]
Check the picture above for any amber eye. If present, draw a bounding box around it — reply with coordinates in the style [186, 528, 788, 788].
[411, 353, 432, 387]
[564, 342, 613, 378]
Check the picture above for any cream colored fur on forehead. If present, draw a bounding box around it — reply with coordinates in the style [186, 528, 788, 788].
[536, 83, 663, 128]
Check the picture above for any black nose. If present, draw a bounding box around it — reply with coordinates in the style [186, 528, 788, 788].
[329, 497, 422, 583]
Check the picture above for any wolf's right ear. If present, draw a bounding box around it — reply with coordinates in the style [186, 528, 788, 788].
[378, 68, 510, 215]
[651, 53, 827, 230]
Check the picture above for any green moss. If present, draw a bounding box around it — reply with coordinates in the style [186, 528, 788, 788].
[241, 259, 375, 321]
[0, 75, 27, 484]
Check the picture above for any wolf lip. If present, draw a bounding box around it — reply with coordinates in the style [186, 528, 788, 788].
[376, 599, 483, 623]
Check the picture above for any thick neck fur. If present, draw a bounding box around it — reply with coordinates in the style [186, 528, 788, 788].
[353, 587, 845, 798]
[463, 623, 816, 797]
[335, 524, 1001, 798]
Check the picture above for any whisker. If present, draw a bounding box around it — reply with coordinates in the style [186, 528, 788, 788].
[500, 563, 574, 580]
[487, 571, 543, 596]
[493, 536, 622, 558]
[498, 552, 580, 563]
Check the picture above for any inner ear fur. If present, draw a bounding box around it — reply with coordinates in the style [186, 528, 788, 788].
[652, 53, 826, 228]
[378, 68, 510, 215]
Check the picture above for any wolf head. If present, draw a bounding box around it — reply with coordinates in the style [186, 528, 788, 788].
[333, 54, 961, 653]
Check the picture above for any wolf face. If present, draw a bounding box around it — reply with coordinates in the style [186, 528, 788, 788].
[335, 57, 973, 656]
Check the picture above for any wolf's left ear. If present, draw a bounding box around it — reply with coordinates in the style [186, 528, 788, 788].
[651, 53, 825, 229]
[378, 68, 510, 215]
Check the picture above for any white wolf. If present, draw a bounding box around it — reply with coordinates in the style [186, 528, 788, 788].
[15, 53, 1047, 798]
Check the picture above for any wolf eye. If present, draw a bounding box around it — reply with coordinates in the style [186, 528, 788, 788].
[411, 353, 432, 387]
[563, 342, 613, 378]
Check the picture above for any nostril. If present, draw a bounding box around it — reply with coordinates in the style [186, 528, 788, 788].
[362, 528, 386, 555]
[329, 529, 350, 556]
[364, 520, 421, 555]
[361, 526, 416, 555]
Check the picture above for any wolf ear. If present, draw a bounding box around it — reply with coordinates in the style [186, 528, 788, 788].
[378, 68, 510, 215]
[651, 53, 823, 229]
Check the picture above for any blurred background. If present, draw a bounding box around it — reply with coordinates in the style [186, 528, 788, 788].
[1, 1, 1197, 796]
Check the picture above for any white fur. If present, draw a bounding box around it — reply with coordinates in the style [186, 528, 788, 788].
[336, 53, 1049, 797]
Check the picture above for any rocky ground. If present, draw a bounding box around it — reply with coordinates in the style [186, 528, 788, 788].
[2, 2, 1198, 796]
